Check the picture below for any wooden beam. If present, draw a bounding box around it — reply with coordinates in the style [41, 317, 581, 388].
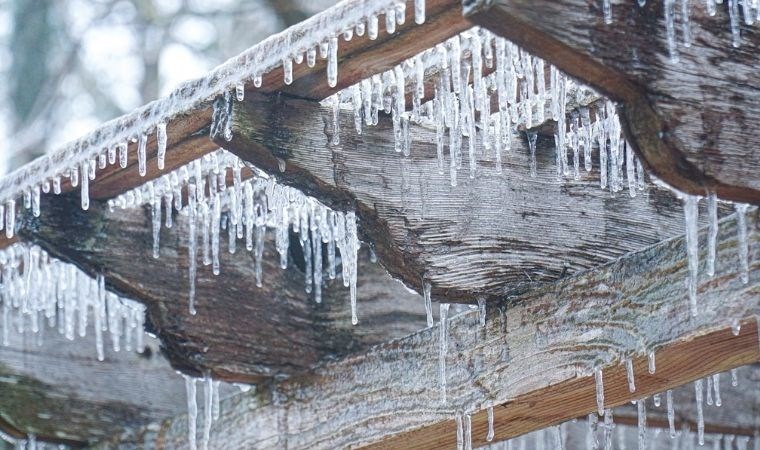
[463, 0, 760, 204]
[18, 193, 427, 382]
[0, 328, 184, 446]
[92, 207, 758, 449]
[214, 93, 727, 302]
[0, 0, 471, 209]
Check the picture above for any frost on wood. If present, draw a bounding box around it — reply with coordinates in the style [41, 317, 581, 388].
[108, 150, 360, 322]
[0, 0, 427, 238]
[0, 243, 146, 360]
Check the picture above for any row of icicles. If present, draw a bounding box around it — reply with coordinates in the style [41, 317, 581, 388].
[0, 243, 146, 361]
[603, 0, 760, 52]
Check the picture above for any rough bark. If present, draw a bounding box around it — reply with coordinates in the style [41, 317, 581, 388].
[464, 0, 760, 204]
[18, 193, 427, 382]
[93, 208, 759, 449]
[214, 93, 730, 302]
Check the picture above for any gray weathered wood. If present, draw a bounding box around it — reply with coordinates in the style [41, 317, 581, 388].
[92, 208, 758, 449]
[214, 93, 730, 303]
[18, 194, 427, 382]
[0, 328, 185, 446]
[463, 0, 760, 204]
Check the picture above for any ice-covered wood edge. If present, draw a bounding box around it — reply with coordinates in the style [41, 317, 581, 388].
[0, 330, 185, 446]
[19, 194, 428, 381]
[463, 0, 760, 205]
[0, 0, 470, 206]
[93, 209, 758, 449]
[215, 93, 725, 302]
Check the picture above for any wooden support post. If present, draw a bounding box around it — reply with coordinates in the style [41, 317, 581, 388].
[94, 208, 759, 449]
[463, 0, 760, 204]
[214, 93, 728, 302]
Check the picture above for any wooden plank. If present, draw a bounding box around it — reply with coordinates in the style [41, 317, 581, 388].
[0, 0, 470, 209]
[92, 207, 758, 449]
[214, 93, 728, 302]
[463, 0, 760, 204]
[0, 327, 185, 446]
[18, 193, 428, 381]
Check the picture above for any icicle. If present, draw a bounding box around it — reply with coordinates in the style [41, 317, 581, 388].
[706, 0, 717, 16]
[423, 282, 434, 328]
[306, 47, 317, 67]
[138, 134, 148, 176]
[587, 412, 599, 450]
[202, 376, 213, 450]
[327, 37, 338, 88]
[626, 358, 636, 392]
[282, 56, 294, 85]
[95, 274, 105, 361]
[487, 406, 494, 442]
[211, 194, 221, 275]
[637, 399, 647, 450]
[707, 375, 714, 405]
[554, 425, 565, 450]
[603, 0, 613, 24]
[5, 201, 15, 239]
[152, 187, 162, 259]
[235, 83, 245, 101]
[648, 352, 656, 374]
[464, 414, 472, 450]
[368, 14, 379, 40]
[80, 160, 90, 210]
[667, 389, 676, 438]
[188, 184, 198, 315]
[731, 368, 738, 387]
[683, 194, 700, 316]
[330, 94, 341, 146]
[712, 373, 721, 406]
[728, 0, 742, 47]
[654, 392, 661, 407]
[603, 408, 613, 450]
[595, 367, 605, 416]
[735, 203, 749, 284]
[212, 380, 221, 420]
[157, 122, 167, 170]
[528, 132, 538, 178]
[439, 303, 450, 403]
[732, 318, 741, 335]
[477, 297, 486, 327]
[696, 379, 704, 445]
[706, 193, 718, 277]
[664, 0, 679, 62]
[455, 412, 464, 450]
[412, 0, 425, 24]
[185, 376, 198, 450]
[681, 0, 692, 47]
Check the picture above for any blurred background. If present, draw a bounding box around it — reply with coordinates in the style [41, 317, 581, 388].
[0, 0, 335, 175]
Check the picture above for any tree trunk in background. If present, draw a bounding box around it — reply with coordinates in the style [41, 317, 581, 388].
[7, 0, 53, 171]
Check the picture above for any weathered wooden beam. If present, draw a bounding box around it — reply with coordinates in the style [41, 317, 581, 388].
[463, 0, 760, 204]
[1, 0, 471, 209]
[214, 93, 726, 302]
[0, 328, 184, 446]
[93, 208, 758, 449]
[18, 193, 427, 382]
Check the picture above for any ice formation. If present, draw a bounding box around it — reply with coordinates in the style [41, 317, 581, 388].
[0, 243, 146, 359]
[0, 0, 426, 239]
[108, 150, 360, 321]
[328, 27, 645, 190]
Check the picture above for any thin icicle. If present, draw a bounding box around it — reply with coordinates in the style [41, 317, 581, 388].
[683, 194, 700, 316]
[456, 412, 464, 450]
[735, 203, 749, 284]
[587, 412, 599, 450]
[667, 389, 676, 438]
[528, 132, 538, 178]
[637, 399, 647, 450]
[712, 373, 721, 407]
[185, 376, 198, 450]
[414, 0, 425, 24]
[464, 414, 472, 450]
[138, 134, 148, 176]
[595, 367, 605, 416]
[202, 376, 213, 450]
[603, 0, 613, 23]
[327, 37, 339, 88]
[626, 358, 636, 392]
[648, 352, 656, 374]
[157, 123, 167, 170]
[707, 193, 718, 277]
[728, 0, 742, 47]
[603, 408, 613, 450]
[664, 0, 679, 62]
[423, 282, 434, 328]
[439, 303, 450, 404]
[696, 379, 704, 445]
[487, 406, 494, 442]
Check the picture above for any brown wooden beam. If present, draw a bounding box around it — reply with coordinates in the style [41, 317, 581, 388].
[214, 93, 728, 303]
[19, 193, 427, 382]
[463, 0, 760, 204]
[92, 207, 759, 449]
